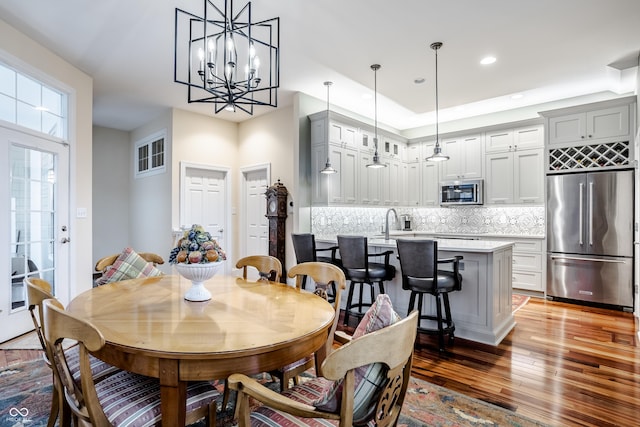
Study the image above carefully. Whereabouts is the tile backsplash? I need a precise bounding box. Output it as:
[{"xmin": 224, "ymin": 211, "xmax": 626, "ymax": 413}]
[{"xmin": 311, "ymin": 206, "xmax": 545, "ymax": 237}]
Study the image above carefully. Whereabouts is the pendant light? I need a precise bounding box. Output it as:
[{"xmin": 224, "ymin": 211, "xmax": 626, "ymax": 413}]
[
  {"xmin": 426, "ymin": 42, "xmax": 450, "ymax": 162},
  {"xmin": 320, "ymin": 81, "xmax": 338, "ymax": 174},
  {"xmin": 366, "ymin": 64, "xmax": 387, "ymax": 169}
]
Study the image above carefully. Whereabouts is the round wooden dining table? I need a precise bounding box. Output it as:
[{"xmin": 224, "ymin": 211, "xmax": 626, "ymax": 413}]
[{"xmin": 66, "ymin": 273, "xmax": 336, "ymax": 426}]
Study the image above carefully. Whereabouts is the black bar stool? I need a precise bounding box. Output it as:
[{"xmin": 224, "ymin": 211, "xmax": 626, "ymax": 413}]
[
  {"xmin": 396, "ymin": 238, "xmax": 462, "ymax": 352},
  {"xmin": 291, "ymin": 233, "xmax": 342, "ymax": 301},
  {"xmin": 337, "ymin": 235, "xmax": 396, "ymax": 327}
]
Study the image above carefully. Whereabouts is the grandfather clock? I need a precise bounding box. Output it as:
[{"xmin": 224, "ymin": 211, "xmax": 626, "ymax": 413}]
[{"xmin": 265, "ymin": 180, "xmax": 288, "ymax": 282}]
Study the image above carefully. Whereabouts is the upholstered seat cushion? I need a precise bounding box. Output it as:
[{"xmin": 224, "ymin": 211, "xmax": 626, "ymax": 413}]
[
  {"xmin": 250, "ymin": 377, "xmax": 339, "ymax": 426},
  {"xmin": 63, "ymin": 344, "xmax": 120, "ymax": 384},
  {"xmin": 344, "ymin": 263, "xmax": 395, "ymax": 281},
  {"xmin": 95, "ymin": 247, "xmax": 163, "ymax": 285},
  {"xmin": 405, "ymin": 270, "xmax": 459, "ymax": 294},
  {"xmin": 94, "ymin": 371, "xmax": 219, "ymax": 426}
]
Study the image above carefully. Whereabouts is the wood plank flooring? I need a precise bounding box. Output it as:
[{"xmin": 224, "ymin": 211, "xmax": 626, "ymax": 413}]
[
  {"xmin": 397, "ymin": 297, "xmax": 639, "ymax": 427},
  {"xmin": 2, "ymin": 297, "xmax": 639, "ymax": 426}
]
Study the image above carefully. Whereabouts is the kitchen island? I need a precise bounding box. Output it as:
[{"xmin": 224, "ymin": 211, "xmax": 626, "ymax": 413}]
[{"xmin": 317, "ymin": 235, "xmax": 515, "ymax": 346}]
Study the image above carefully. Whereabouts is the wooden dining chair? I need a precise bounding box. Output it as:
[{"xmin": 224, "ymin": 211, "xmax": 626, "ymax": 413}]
[
  {"xmin": 235, "ymin": 255, "xmax": 282, "ymax": 282},
  {"xmin": 26, "ymin": 277, "xmax": 119, "ymax": 427},
  {"xmin": 42, "ymin": 298, "xmax": 219, "ymax": 427},
  {"xmin": 228, "ymin": 309, "xmax": 419, "ymax": 427},
  {"xmin": 269, "ymin": 261, "xmax": 347, "ymax": 391}
]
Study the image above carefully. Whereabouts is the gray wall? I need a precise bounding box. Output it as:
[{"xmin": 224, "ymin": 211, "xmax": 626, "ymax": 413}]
[{"xmin": 92, "ymin": 126, "xmax": 131, "ymax": 264}]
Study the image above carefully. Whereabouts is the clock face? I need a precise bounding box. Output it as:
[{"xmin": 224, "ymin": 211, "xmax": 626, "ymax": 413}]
[{"xmin": 269, "ymin": 200, "xmax": 277, "ymax": 213}]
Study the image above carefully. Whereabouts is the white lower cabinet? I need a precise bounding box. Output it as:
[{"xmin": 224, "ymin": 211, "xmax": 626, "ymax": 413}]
[{"xmin": 487, "ymin": 238, "xmax": 544, "ymax": 292}]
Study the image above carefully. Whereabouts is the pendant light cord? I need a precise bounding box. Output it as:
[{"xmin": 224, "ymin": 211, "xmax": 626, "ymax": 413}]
[
  {"xmin": 374, "ymin": 67, "xmax": 378, "ymax": 144},
  {"xmin": 434, "ymin": 45, "xmax": 439, "ymax": 145}
]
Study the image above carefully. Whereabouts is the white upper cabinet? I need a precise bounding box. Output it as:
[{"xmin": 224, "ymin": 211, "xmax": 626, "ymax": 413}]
[
  {"xmin": 547, "ymin": 104, "xmax": 631, "ymax": 145},
  {"xmin": 421, "ymin": 141, "xmax": 440, "ymax": 205},
  {"xmin": 311, "ymin": 143, "xmax": 358, "ymax": 205},
  {"xmin": 381, "ymin": 136, "xmax": 404, "ymax": 160},
  {"xmin": 486, "ymin": 125, "xmax": 543, "ymax": 153},
  {"xmin": 359, "ymin": 151, "xmax": 381, "ymax": 205},
  {"xmin": 329, "ymin": 120, "xmax": 358, "ymax": 148},
  {"xmin": 406, "ymin": 162, "xmax": 421, "ymax": 206},
  {"xmin": 440, "ymin": 134, "xmax": 483, "ymax": 180},
  {"xmin": 485, "ymin": 148, "xmax": 544, "ymax": 205},
  {"xmin": 513, "ymin": 149, "xmax": 544, "ymax": 203},
  {"xmin": 405, "ymin": 143, "xmax": 422, "ymax": 163}
]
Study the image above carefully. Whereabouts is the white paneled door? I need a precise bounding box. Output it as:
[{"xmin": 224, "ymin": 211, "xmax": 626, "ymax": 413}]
[
  {"xmin": 181, "ymin": 164, "xmax": 229, "ymax": 273},
  {"xmin": 0, "ymin": 126, "xmax": 69, "ymax": 342},
  {"xmin": 243, "ymin": 168, "xmax": 268, "ymax": 257}
]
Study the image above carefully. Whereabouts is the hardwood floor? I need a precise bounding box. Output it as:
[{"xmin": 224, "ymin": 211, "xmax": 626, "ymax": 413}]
[
  {"xmin": 2, "ymin": 297, "xmax": 639, "ymax": 426},
  {"xmin": 398, "ymin": 297, "xmax": 639, "ymax": 427}
]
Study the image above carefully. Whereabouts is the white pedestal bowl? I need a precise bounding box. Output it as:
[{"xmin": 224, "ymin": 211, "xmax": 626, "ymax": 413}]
[{"xmin": 176, "ymin": 261, "xmax": 224, "ymax": 302}]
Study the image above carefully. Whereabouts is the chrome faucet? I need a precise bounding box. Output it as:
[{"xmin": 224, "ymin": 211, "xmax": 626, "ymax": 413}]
[{"xmin": 384, "ymin": 208, "xmax": 398, "ymax": 240}]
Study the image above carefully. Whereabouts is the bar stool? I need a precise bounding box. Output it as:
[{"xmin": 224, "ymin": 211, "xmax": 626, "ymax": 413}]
[
  {"xmin": 291, "ymin": 233, "xmax": 342, "ymax": 301},
  {"xmin": 395, "ymin": 238, "xmax": 462, "ymax": 352},
  {"xmin": 337, "ymin": 235, "xmax": 396, "ymax": 327}
]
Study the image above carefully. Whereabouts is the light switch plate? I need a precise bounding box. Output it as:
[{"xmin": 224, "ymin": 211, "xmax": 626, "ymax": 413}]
[{"xmin": 76, "ymin": 207, "xmax": 88, "ymax": 218}]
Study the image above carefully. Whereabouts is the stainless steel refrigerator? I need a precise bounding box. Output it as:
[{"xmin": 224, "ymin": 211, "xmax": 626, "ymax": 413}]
[{"xmin": 547, "ymin": 170, "xmax": 634, "ymax": 309}]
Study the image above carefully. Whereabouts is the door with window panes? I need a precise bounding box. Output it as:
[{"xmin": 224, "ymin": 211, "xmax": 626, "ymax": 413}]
[
  {"xmin": 0, "ymin": 127, "xmax": 69, "ymax": 342},
  {"xmin": 0, "ymin": 63, "xmax": 70, "ymax": 343}
]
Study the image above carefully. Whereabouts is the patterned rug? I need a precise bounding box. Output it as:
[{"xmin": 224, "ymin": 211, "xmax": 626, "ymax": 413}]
[
  {"xmin": 512, "ymin": 294, "xmax": 530, "ymax": 313},
  {"xmin": 0, "ymin": 358, "xmax": 549, "ymax": 427}
]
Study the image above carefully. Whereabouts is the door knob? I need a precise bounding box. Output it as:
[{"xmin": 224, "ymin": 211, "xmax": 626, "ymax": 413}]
[{"xmin": 61, "ymin": 237, "xmax": 71, "ymax": 244}]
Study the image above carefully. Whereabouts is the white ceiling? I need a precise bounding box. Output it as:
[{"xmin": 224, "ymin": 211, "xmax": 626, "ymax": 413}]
[{"xmin": 1, "ymin": 0, "xmax": 639, "ymax": 132}]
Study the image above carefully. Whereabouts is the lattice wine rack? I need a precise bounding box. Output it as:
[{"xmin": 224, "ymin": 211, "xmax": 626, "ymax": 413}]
[{"xmin": 548, "ymin": 141, "xmax": 630, "ymax": 172}]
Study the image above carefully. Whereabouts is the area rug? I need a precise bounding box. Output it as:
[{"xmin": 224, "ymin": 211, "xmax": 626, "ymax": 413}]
[
  {"xmin": 0, "ymin": 358, "xmax": 548, "ymax": 427},
  {"xmin": 512, "ymin": 294, "xmax": 530, "ymax": 313}
]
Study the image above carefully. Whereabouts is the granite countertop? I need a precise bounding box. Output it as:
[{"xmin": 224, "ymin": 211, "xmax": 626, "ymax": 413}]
[
  {"xmin": 378, "ymin": 230, "xmax": 545, "ymax": 240},
  {"xmin": 316, "ymin": 235, "xmax": 515, "ymax": 253}
]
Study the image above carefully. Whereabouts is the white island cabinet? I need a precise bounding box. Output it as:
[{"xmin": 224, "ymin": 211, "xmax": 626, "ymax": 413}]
[{"xmin": 316, "ymin": 236, "xmax": 515, "ymax": 346}]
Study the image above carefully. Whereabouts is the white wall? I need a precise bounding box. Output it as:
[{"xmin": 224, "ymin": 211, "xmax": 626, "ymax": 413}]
[
  {"xmin": 92, "ymin": 126, "xmax": 130, "ymax": 262},
  {"xmin": 171, "ymin": 107, "xmax": 238, "ymax": 265},
  {"xmin": 0, "ymin": 18, "xmax": 94, "ymax": 297},
  {"xmin": 238, "ymin": 106, "xmax": 297, "ymax": 272}
]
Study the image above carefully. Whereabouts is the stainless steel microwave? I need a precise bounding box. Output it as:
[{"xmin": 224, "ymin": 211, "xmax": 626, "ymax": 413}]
[{"xmin": 440, "ymin": 179, "xmax": 484, "ymax": 206}]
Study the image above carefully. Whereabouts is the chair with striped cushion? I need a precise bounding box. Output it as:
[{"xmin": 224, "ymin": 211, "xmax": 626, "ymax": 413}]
[
  {"xmin": 26, "ymin": 277, "xmax": 120, "ymax": 427},
  {"xmin": 42, "ymin": 298, "xmax": 219, "ymax": 427},
  {"xmin": 228, "ymin": 297, "xmax": 418, "ymax": 427},
  {"xmin": 236, "ymin": 255, "xmax": 282, "ymax": 282}
]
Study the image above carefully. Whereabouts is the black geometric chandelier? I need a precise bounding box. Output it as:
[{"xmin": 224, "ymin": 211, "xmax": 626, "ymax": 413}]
[{"xmin": 174, "ymin": 0, "xmax": 280, "ymax": 115}]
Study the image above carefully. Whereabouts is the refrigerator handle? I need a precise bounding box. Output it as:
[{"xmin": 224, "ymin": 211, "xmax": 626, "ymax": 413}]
[
  {"xmin": 588, "ymin": 181, "xmax": 594, "ymax": 246},
  {"xmin": 579, "ymin": 182, "xmax": 584, "ymax": 246}
]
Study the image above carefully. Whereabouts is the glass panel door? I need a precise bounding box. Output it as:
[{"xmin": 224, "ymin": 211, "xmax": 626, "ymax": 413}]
[{"xmin": 0, "ymin": 126, "xmax": 69, "ymax": 342}]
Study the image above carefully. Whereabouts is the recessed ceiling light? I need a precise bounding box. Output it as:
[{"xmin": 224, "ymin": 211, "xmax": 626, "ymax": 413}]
[
  {"xmin": 480, "ymin": 56, "xmax": 496, "ymax": 65},
  {"xmin": 511, "ymin": 93, "xmax": 524, "ymax": 100},
  {"xmin": 414, "ymin": 78, "xmax": 425, "ymax": 84}
]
